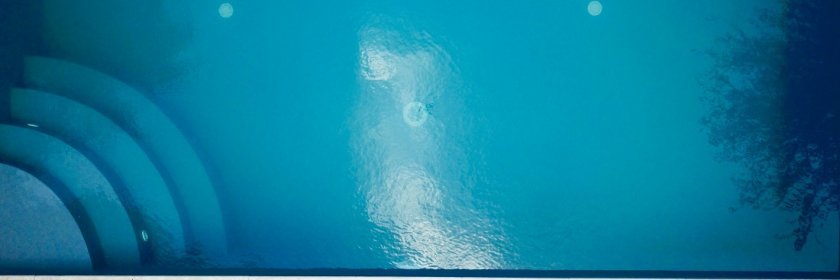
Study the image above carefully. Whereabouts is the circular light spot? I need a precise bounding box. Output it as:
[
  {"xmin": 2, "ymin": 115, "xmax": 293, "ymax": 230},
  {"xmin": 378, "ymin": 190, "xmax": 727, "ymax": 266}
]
[
  {"xmin": 403, "ymin": 102, "xmax": 429, "ymax": 127},
  {"xmin": 218, "ymin": 2, "xmax": 234, "ymax": 18},
  {"xmin": 588, "ymin": 1, "xmax": 602, "ymax": 16}
]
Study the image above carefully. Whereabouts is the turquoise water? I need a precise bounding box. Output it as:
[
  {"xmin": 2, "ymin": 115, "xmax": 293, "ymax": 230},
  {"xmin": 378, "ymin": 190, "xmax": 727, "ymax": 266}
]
[{"xmin": 1, "ymin": 0, "xmax": 838, "ymax": 274}]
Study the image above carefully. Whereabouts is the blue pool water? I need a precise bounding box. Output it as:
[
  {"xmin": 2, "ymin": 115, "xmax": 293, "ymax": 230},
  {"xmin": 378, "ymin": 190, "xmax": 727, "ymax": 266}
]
[{"xmin": 1, "ymin": 0, "xmax": 838, "ymax": 274}]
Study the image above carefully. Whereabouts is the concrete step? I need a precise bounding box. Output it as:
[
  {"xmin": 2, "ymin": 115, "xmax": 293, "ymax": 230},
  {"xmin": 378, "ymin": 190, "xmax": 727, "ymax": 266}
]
[
  {"xmin": 22, "ymin": 56, "xmax": 227, "ymax": 257},
  {"xmin": 0, "ymin": 124, "xmax": 140, "ymax": 268},
  {"xmin": 9, "ymin": 88, "xmax": 186, "ymax": 263},
  {"xmin": 0, "ymin": 163, "xmax": 92, "ymax": 273}
]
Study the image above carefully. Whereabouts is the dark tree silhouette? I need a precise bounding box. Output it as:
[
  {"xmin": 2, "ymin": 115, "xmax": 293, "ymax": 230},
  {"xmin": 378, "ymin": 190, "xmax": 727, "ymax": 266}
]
[{"xmin": 702, "ymin": 0, "xmax": 840, "ymax": 251}]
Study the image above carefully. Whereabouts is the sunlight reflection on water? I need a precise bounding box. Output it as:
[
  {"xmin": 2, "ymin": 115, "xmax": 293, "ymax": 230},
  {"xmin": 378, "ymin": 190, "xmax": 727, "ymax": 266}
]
[{"xmin": 352, "ymin": 18, "xmax": 509, "ymax": 269}]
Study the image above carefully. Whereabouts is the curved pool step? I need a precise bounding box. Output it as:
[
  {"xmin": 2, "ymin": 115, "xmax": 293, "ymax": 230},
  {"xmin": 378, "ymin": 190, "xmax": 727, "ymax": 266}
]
[
  {"xmin": 9, "ymin": 88, "xmax": 187, "ymax": 262},
  {"xmin": 23, "ymin": 56, "xmax": 227, "ymax": 257},
  {"xmin": 0, "ymin": 163, "xmax": 93, "ymax": 273},
  {"xmin": 0, "ymin": 124, "xmax": 140, "ymax": 268}
]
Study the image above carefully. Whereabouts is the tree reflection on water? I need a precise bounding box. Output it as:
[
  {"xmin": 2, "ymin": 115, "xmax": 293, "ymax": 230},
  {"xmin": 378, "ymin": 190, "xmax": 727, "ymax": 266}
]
[{"xmin": 702, "ymin": 0, "xmax": 839, "ymax": 251}]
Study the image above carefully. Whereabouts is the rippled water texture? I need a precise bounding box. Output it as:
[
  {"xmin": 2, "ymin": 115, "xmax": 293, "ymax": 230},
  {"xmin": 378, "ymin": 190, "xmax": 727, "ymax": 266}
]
[
  {"xmin": 354, "ymin": 20, "xmax": 509, "ymax": 268},
  {"xmin": 0, "ymin": 0, "xmax": 838, "ymax": 274}
]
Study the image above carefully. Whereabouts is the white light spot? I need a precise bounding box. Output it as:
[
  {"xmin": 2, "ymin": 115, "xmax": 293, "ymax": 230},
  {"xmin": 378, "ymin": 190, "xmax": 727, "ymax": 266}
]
[
  {"xmin": 403, "ymin": 102, "xmax": 429, "ymax": 127},
  {"xmin": 25, "ymin": 123, "xmax": 39, "ymax": 128},
  {"xmin": 588, "ymin": 1, "xmax": 603, "ymax": 16},
  {"xmin": 218, "ymin": 2, "xmax": 234, "ymax": 18},
  {"xmin": 140, "ymin": 230, "xmax": 149, "ymax": 242}
]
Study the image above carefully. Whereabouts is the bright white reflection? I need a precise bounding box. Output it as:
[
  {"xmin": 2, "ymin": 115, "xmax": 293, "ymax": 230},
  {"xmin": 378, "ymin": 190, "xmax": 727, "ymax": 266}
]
[
  {"xmin": 588, "ymin": 1, "xmax": 603, "ymax": 16},
  {"xmin": 353, "ymin": 19, "xmax": 508, "ymax": 269},
  {"xmin": 218, "ymin": 2, "xmax": 234, "ymax": 18},
  {"xmin": 361, "ymin": 48, "xmax": 396, "ymax": 81}
]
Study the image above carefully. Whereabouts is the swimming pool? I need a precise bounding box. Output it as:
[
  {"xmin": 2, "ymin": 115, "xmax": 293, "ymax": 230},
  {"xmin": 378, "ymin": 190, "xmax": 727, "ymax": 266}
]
[{"xmin": 0, "ymin": 0, "xmax": 838, "ymax": 276}]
